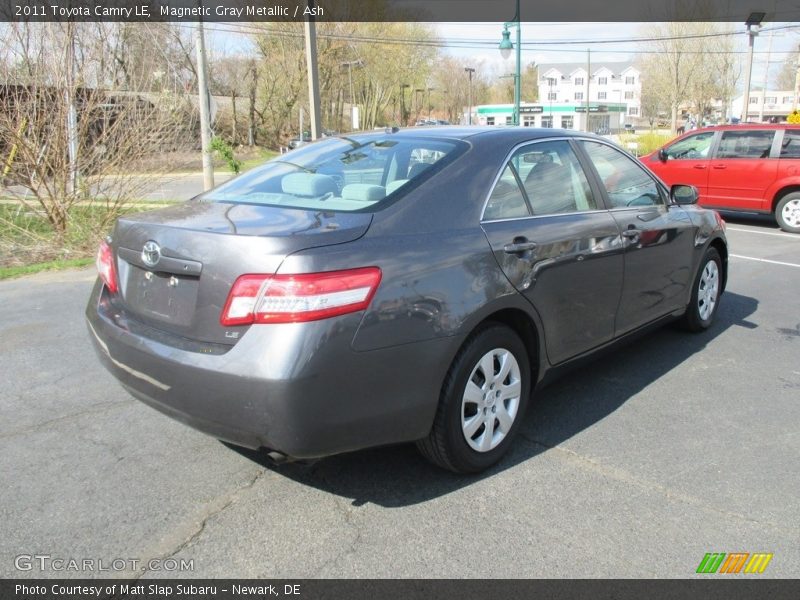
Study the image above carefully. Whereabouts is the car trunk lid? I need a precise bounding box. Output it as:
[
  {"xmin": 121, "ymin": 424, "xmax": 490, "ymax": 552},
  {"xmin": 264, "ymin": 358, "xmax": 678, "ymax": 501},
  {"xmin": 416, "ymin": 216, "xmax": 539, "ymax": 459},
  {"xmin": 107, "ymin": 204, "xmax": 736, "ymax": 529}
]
[{"xmin": 110, "ymin": 201, "xmax": 372, "ymax": 345}]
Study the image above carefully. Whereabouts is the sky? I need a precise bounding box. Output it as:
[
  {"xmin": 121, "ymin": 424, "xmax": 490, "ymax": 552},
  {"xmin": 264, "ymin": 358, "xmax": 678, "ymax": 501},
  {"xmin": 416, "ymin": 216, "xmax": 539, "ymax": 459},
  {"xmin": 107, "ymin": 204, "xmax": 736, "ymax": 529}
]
[
  {"xmin": 205, "ymin": 21, "xmax": 800, "ymax": 91},
  {"xmin": 433, "ymin": 22, "xmax": 799, "ymax": 89}
]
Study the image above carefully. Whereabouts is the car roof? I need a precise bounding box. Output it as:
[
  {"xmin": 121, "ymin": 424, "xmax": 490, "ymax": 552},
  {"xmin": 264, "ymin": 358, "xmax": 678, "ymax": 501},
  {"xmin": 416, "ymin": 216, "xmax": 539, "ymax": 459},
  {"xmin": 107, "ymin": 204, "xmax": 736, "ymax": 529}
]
[
  {"xmin": 336, "ymin": 126, "xmax": 595, "ymax": 145},
  {"xmin": 691, "ymin": 123, "xmax": 798, "ymax": 133}
]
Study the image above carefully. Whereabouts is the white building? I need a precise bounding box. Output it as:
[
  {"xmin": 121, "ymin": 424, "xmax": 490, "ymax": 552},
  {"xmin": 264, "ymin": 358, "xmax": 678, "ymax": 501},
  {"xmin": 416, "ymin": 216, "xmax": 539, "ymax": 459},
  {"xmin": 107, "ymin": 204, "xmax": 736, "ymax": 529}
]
[
  {"xmin": 538, "ymin": 62, "xmax": 642, "ymax": 124},
  {"xmin": 731, "ymin": 89, "xmax": 799, "ymax": 122}
]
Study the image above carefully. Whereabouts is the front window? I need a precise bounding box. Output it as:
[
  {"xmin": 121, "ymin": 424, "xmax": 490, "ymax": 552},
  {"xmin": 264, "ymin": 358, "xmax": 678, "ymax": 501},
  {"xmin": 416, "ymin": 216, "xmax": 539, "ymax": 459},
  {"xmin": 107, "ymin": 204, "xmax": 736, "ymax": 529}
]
[
  {"xmin": 581, "ymin": 141, "xmax": 663, "ymax": 208},
  {"xmin": 202, "ymin": 136, "xmax": 460, "ymax": 212},
  {"xmin": 663, "ymin": 131, "xmax": 714, "ymax": 160},
  {"xmin": 716, "ymin": 130, "xmax": 775, "ymax": 159}
]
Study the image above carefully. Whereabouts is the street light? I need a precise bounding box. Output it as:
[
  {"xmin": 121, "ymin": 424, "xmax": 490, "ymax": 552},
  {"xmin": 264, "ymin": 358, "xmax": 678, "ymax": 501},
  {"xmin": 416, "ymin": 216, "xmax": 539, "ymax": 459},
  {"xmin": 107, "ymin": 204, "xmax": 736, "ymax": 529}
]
[
  {"xmin": 464, "ymin": 67, "xmax": 475, "ymax": 125},
  {"xmin": 498, "ymin": 0, "xmax": 521, "ymax": 126},
  {"xmin": 741, "ymin": 12, "xmax": 764, "ymax": 123}
]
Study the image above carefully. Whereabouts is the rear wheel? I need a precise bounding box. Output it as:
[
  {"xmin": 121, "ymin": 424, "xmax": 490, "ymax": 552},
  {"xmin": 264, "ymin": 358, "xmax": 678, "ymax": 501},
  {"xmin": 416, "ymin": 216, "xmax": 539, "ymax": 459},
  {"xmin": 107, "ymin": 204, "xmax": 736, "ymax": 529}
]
[
  {"xmin": 680, "ymin": 247, "xmax": 722, "ymax": 332},
  {"xmin": 775, "ymin": 192, "xmax": 800, "ymax": 234},
  {"xmin": 417, "ymin": 323, "xmax": 531, "ymax": 473}
]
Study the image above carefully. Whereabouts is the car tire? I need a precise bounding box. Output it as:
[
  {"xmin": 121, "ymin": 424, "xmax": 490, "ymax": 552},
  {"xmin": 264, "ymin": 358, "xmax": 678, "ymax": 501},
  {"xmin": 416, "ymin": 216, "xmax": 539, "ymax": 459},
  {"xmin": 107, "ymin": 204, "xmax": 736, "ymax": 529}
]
[
  {"xmin": 417, "ymin": 322, "xmax": 531, "ymax": 473},
  {"xmin": 775, "ymin": 192, "xmax": 800, "ymax": 234},
  {"xmin": 680, "ymin": 247, "xmax": 722, "ymax": 332}
]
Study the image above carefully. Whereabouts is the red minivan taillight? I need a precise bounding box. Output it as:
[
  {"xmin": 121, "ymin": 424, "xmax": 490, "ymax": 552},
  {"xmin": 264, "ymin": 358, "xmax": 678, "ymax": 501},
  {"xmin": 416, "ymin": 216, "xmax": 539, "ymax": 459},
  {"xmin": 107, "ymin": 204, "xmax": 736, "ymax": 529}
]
[
  {"xmin": 96, "ymin": 240, "xmax": 118, "ymax": 294},
  {"xmin": 220, "ymin": 267, "xmax": 382, "ymax": 326}
]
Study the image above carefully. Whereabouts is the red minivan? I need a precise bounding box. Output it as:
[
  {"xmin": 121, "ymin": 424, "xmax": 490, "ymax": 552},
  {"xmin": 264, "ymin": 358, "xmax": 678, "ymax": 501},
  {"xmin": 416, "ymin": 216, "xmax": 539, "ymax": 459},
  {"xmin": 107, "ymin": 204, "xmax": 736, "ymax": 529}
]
[{"xmin": 642, "ymin": 124, "xmax": 800, "ymax": 233}]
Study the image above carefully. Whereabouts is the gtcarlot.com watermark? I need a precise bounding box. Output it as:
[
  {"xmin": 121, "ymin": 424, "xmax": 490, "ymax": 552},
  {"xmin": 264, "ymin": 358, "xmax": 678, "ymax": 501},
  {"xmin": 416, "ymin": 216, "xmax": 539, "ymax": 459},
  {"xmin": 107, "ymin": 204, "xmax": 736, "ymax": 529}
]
[{"xmin": 14, "ymin": 554, "xmax": 194, "ymax": 573}]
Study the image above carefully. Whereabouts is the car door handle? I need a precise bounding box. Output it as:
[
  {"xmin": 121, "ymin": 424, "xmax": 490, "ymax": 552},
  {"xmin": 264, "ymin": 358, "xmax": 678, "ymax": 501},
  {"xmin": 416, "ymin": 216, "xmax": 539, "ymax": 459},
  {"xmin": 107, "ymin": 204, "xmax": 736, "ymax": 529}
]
[
  {"xmin": 503, "ymin": 239, "xmax": 537, "ymax": 254},
  {"xmin": 693, "ymin": 164, "xmax": 707, "ymax": 169},
  {"xmin": 621, "ymin": 229, "xmax": 640, "ymax": 239},
  {"xmin": 712, "ymin": 164, "xmax": 727, "ymax": 169}
]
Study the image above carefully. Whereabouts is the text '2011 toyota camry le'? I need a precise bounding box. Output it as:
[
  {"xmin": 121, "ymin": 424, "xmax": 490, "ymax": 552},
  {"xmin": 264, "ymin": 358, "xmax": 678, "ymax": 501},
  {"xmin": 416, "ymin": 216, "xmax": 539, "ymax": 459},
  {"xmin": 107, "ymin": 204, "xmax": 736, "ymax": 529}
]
[{"xmin": 86, "ymin": 127, "xmax": 728, "ymax": 473}]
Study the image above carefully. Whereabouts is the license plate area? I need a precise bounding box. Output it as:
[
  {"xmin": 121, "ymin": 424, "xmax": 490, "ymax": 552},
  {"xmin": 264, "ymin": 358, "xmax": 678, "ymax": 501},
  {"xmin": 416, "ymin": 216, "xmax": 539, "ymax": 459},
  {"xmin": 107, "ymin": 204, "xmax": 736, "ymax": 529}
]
[{"xmin": 124, "ymin": 265, "xmax": 199, "ymax": 326}]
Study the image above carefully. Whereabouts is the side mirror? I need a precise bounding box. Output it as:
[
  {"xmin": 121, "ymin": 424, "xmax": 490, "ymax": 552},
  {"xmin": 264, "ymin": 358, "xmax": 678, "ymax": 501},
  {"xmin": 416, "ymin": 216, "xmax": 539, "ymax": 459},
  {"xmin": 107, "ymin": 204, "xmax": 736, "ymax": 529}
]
[
  {"xmin": 671, "ymin": 184, "xmax": 699, "ymax": 205},
  {"xmin": 658, "ymin": 148, "xmax": 668, "ymax": 162}
]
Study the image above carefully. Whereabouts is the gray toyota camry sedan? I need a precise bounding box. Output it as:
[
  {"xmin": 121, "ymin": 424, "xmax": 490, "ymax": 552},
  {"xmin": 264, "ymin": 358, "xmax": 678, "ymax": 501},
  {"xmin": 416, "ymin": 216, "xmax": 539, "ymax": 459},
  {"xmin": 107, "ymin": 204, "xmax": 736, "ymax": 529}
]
[{"xmin": 86, "ymin": 127, "xmax": 728, "ymax": 473}]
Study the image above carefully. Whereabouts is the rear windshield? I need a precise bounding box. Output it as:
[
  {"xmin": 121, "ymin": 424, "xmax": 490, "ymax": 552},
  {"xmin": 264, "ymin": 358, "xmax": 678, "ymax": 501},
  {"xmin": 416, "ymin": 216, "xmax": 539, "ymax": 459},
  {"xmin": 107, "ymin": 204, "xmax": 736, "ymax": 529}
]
[{"xmin": 201, "ymin": 136, "xmax": 461, "ymax": 212}]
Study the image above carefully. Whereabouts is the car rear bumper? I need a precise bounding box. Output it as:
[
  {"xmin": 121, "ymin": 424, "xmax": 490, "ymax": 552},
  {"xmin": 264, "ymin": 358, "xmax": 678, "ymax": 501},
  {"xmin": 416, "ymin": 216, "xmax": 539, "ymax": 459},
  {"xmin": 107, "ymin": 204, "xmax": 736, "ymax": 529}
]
[{"xmin": 86, "ymin": 281, "xmax": 459, "ymax": 459}]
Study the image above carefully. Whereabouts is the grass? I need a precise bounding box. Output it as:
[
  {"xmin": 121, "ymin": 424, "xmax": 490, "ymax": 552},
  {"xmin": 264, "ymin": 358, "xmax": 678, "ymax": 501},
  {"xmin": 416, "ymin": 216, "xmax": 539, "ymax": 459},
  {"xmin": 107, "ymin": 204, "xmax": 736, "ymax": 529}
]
[
  {"xmin": 0, "ymin": 202, "xmax": 155, "ymax": 276},
  {"xmin": 618, "ymin": 131, "xmax": 674, "ymax": 156},
  {"xmin": 238, "ymin": 148, "xmax": 279, "ymax": 172},
  {"xmin": 0, "ymin": 257, "xmax": 94, "ymax": 280}
]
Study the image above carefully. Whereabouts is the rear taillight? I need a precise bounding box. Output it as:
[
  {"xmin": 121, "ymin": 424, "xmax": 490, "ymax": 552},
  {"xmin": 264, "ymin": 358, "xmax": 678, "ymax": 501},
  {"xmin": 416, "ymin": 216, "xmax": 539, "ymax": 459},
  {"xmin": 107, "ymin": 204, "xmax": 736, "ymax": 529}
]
[
  {"xmin": 96, "ymin": 240, "xmax": 118, "ymax": 294},
  {"xmin": 220, "ymin": 267, "xmax": 382, "ymax": 326}
]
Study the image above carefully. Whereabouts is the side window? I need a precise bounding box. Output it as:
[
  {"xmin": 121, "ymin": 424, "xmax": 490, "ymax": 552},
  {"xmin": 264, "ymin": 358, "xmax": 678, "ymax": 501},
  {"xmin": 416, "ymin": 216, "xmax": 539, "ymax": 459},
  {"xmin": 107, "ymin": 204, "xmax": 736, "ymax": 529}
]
[
  {"xmin": 780, "ymin": 130, "xmax": 800, "ymax": 158},
  {"xmin": 516, "ymin": 140, "xmax": 596, "ymax": 215},
  {"xmin": 664, "ymin": 131, "xmax": 715, "ymax": 160},
  {"xmin": 716, "ymin": 130, "xmax": 775, "ymax": 159},
  {"xmin": 483, "ymin": 163, "xmax": 530, "ymax": 221},
  {"xmin": 581, "ymin": 141, "xmax": 663, "ymax": 209}
]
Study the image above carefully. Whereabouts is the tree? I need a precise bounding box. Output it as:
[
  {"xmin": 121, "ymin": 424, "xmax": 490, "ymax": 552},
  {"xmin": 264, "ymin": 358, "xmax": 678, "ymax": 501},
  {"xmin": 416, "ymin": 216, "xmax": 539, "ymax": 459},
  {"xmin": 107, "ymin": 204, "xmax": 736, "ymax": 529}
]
[
  {"xmin": 430, "ymin": 57, "xmax": 490, "ymax": 123},
  {"xmin": 638, "ymin": 23, "xmax": 733, "ymax": 133},
  {"xmin": 775, "ymin": 57, "xmax": 798, "ymax": 91}
]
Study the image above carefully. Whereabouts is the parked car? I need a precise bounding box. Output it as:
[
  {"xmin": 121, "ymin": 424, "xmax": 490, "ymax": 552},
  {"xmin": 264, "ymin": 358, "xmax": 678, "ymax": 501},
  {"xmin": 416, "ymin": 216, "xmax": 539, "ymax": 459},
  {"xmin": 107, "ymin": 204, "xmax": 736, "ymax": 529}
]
[
  {"xmin": 641, "ymin": 123, "xmax": 800, "ymax": 233},
  {"xmin": 87, "ymin": 127, "xmax": 728, "ymax": 473}
]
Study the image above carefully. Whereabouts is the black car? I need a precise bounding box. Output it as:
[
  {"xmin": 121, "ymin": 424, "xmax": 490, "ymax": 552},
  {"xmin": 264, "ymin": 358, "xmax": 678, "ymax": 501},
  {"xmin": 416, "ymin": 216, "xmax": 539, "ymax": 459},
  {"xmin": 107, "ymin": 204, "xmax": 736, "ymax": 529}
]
[{"xmin": 87, "ymin": 127, "xmax": 727, "ymax": 473}]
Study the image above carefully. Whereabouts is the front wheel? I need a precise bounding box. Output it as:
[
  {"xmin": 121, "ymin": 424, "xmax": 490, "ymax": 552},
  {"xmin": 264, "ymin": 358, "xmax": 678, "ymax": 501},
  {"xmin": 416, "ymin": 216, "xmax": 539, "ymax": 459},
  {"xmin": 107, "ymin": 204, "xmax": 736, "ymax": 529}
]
[
  {"xmin": 775, "ymin": 192, "xmax": 800, "ymax": 234},
  {"xmin": 680, "ymin": 247, "xmax": 722, "ymax": 332},
  {"xmin": 417, "ymin": 323, "xmax": 531, "ymax": 473}
]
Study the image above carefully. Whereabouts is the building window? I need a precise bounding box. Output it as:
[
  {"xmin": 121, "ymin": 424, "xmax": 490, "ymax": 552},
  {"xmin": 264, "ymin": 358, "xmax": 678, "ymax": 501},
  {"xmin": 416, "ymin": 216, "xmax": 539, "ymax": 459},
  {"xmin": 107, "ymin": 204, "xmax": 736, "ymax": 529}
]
[
  {"xmin": 764, "ymin": 96, "xmax": 777, "ymax": 104},
  {"xmin": 486, "ymin": 117, "xmax": 495, "ymax": 126},
  {"xmin": 598, "ymin": 76, "xmax": 608, "ymax": 85},
  {"xmin": 598, "ymin": 92, "xmax": 607, "ymax": 100},
  {"xmin": 547, "ymin": 77, "xmax": 558, "ymax": 87},
  {"xmin": 628, "ymin": 107, "xmax": 639, "ymax": 116},
  {"xmin": 749, "ymin": 96, "xmax": 758, "ymax": 104},
  {"xmin": 625, "ymin": 76, "xmax": 635, "ymax": 85},
  {"xmin": 523, "ymin": 116, "xmax": 535, "ymax": 127},
  {"xmin": 561, "ymin": 116, "xmax": 574, "ymax": 129},
  {"xmin": 547, "ymin": 92, "xmax": 557, "ymax": 100},
  {"xmin": 783, "ymin": 96, "xmax": 795, "ymax": 104},
  {"xmin": 505, "ymin": 116, "xmax": 513, "ymax": 125},
  {"xmin": 541, "ymin": 116, "xmax": 553, "ymax": 128},
  {"xmin": 624, "ymin": 91, "xmax": 634, "ymax": 100},
  {"xmin": 574, "ymin": 77, "xmax": 584, "ymax": 86},
  {"xmin": 574, "ymin": 92, "xmax": 584, "ymax": 100}
]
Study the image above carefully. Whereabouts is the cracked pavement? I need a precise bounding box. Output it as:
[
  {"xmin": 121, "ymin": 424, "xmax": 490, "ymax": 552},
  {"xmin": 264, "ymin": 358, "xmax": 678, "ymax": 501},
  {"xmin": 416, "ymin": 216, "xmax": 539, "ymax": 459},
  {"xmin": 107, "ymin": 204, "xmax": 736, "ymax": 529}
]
[{"xmin": 1, "ymin": 216, "xmax": 799, "ymax": 578}]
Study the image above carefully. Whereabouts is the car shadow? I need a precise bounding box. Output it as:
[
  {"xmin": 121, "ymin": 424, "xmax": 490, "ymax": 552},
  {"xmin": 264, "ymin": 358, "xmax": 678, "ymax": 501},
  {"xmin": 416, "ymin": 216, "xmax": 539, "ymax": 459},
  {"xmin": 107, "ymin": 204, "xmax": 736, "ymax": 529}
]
[
  {"xmin": 228, "ymin": 291, "xmax": 758, "ymax": 507},
  {"xmin": 716, "ymin": 211, "xmax": 779, "ymax": 230}
]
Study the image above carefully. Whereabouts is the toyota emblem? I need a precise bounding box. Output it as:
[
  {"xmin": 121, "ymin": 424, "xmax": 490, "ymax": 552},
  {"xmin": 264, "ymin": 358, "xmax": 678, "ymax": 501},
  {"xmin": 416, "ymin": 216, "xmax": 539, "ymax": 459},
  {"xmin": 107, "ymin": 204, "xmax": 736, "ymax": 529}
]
[{"xmin": 141, "ymin": 241, "xmax": 161, "ymax": 268}]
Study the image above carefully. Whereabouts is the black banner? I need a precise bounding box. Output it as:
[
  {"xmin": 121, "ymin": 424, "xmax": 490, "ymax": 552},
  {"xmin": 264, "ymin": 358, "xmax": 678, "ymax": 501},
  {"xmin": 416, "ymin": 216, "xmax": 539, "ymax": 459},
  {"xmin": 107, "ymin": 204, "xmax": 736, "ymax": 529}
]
[
  {"xmin": 3, "ymin": 579, "xmax": 800, "ymax": 600},
  {"xmin": 1, "ymin": 0, "xmax": 800, "ymax": 22}
]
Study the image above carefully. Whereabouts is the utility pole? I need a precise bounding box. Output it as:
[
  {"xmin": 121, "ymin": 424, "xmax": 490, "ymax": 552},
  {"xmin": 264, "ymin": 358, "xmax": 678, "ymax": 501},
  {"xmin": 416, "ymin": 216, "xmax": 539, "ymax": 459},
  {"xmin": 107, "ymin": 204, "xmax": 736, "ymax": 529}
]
[
  {"xmin": 65, "ymin": 21, "xmax": 78, "ymax": 196},
  {"xmin": 584, "ymin": 49, "xmax": 591, "ymax": 132},
  {"xmin": 464, "ymin": 67, "xmax": 475, "ymax": 124},
  {"xmin": 740, "ymin": 16, "xmax": 762, "ymax": 123},
  {"xmin": 195, "ymin": 15, "xmax": 214, "ymax": 191},
  {"xmin": 758, "ymin": 30, "xmax": 774, "ymax": 122},
  {"xmin": 304, "ymin": 0, "xmax": 322, "ymax": 140},
  {"xmin": 794, "ymin": 44, "xmax": 800, "ymax": 111}
]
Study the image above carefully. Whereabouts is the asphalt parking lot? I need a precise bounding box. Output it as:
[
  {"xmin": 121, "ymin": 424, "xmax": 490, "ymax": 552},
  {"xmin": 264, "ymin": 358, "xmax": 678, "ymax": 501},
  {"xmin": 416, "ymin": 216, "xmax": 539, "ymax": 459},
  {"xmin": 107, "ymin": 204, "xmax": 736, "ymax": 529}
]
[{"xmin": 1, "ymin": 214, "xmax": 798, "ymax": 579}]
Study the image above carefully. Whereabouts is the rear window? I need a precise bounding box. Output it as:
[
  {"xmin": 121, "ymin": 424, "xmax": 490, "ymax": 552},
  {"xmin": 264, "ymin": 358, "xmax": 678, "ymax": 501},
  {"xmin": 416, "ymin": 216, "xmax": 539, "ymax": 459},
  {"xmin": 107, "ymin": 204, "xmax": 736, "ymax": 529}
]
[
  {"xmin": 716, "ymin": 130, "xmax": 775, "ymax": 159},
  {"xmin": 780, "ymin": 130, "xmax": 800, "ymax": 158},
  {"xmin": 201, "ymin": 136, "xmax": 461, "ymax": 212}
]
